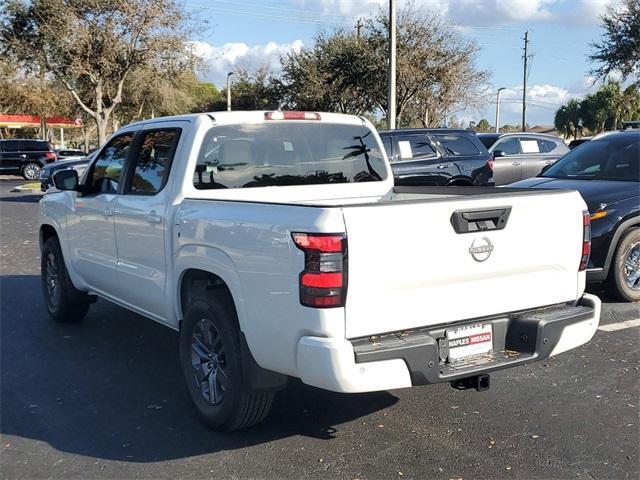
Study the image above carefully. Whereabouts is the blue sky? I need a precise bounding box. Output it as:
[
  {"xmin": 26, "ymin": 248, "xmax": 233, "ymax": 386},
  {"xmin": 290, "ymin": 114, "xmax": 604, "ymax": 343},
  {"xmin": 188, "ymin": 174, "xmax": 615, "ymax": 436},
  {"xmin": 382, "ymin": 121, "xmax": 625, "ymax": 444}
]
[{"xmin": 185, "ymin": 0, "xmax": 612, "ymax": 126}]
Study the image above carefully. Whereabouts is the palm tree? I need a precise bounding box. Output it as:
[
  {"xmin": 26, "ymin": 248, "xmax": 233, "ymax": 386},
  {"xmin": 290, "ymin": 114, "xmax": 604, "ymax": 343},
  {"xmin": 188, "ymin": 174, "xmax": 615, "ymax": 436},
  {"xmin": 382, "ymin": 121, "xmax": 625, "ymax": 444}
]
[{"xmin": 554, "ymin": 99, "xmax": 582, "ymax": 139}]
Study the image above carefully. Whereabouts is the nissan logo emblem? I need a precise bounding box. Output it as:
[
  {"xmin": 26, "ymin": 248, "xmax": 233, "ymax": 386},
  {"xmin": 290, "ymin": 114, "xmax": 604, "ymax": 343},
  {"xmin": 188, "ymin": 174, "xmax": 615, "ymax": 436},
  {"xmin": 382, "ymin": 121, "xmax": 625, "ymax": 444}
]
[{"xmin": 469, "ymin": 237, "xmax": 494, "ymax": 262}]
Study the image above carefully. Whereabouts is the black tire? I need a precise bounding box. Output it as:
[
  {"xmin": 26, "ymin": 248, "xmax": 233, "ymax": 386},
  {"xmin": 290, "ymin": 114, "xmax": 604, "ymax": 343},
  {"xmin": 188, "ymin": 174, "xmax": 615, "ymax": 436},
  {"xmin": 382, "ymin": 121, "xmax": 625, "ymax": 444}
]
[
  {"xmin": 22, "ymin": 162, "xmax": 41, "ymax": 181},
  {"xmin": 606, "ymin": 228, "xmax": 640, "ymax": 302},
  {"xmin": 179, "ymin": 293, "xmax": 274, "ymax": 431},
  {"xmin": 41, "ymin": 236, "xmax": 91, "ymax": 323}
]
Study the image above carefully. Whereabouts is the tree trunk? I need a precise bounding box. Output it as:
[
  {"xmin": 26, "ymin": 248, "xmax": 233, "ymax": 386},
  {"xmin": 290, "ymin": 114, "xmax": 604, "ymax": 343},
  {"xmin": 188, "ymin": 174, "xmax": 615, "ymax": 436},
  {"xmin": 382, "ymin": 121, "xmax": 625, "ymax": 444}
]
[{"xmin": 95, "ymin": 115, "xmax": 109, "ymax": 146}]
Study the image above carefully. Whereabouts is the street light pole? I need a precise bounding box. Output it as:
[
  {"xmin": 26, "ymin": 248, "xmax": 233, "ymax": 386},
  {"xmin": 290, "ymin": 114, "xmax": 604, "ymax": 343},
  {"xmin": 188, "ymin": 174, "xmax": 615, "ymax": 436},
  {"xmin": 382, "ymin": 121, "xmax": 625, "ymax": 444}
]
[
  {"xmin": 226, "ymin": 72, "xmax": 234, "ymax": 112},
  {"xmin": 495, "ymin": 87, "xmax": 506, "ymax": 133},
  {"xmin": 387, "ymin": 0, "xmax": 397, "ymax": 129}
]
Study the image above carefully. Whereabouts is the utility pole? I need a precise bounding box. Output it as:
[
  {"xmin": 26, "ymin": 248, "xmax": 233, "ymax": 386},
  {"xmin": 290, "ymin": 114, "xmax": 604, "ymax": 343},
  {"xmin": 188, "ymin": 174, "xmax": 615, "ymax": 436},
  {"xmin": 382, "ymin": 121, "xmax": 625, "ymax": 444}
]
[
  {"xmin": 522, "ymin": 30, "xmax": 529, "ymax": 132},
  {"xmin": 356, "ymin": 18, "xmax": 362, "ymax": 39},
  {"xmin": 226, "ymin": 72, "xmax": 234, "ymax": 112},
  {"xmin": 388, "ymin": 0, "xmax": 397, "ymax": 129},
  {"xmin": 495, "ymin": 87, "xmax": 506, "ymax": 133}
]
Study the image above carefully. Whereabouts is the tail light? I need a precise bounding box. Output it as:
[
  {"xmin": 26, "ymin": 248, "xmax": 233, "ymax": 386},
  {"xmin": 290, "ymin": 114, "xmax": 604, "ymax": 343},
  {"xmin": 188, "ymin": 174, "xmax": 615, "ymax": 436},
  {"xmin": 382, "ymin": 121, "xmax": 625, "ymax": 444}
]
[
  {"xmin": 265, "ymin": 111, "xmax": 321, "ymax": 121},
  {"xmin": 579, "ymin": 210, "xmax": 591, "ymax": 271},
  {"xmin": 487, "ymin": 156, "xmax": 494, "ymax": 171},
  {"xmin": 292, "ymin": 232, "xmax": 347, "ymax": 308},
  {"xmin": 45, "ymin": 152, "xmax": 56, "ymax": 162}
]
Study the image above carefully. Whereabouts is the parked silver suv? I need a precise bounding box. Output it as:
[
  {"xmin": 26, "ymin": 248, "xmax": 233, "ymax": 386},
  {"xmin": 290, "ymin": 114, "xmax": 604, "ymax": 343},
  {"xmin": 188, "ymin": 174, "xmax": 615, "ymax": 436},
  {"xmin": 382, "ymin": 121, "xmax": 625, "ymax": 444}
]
[{"xmin": 478, "ymin": 133, "xmax": 569, "ymax": 185}]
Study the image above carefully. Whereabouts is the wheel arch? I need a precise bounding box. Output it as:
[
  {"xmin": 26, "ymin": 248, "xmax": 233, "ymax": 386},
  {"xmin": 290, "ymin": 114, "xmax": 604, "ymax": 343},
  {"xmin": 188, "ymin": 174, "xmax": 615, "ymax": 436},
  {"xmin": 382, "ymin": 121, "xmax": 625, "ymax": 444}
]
[
  {"xmin": 174, "ymin": 245, "xmax": 247, "ymax": 333},
  {"xmin": 39, "ymin": 223, "xmax": 58, "ymax": 249},
  {"xmin": 447, "ymin": 176, "xmax": 473, "ymax": 186},
  {"xmin": 602, "ymin": 215, "xmax": 640, "ymax": 278}
]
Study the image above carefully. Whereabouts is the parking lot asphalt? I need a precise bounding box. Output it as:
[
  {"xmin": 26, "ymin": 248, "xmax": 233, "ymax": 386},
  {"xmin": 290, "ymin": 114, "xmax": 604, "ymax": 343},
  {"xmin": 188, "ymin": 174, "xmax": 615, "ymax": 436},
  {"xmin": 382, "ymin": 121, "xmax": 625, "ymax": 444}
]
[{"xmin": 1, "ymin": 177, "xmax": 638, "ymax": 480}]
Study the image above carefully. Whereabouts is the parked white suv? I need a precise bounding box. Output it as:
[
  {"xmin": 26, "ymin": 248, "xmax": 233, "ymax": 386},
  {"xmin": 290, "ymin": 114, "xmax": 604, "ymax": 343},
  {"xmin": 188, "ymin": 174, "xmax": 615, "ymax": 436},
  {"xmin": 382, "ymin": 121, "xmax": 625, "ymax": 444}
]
[{"xmin": 39, "ymin": 111, "xmax": 601, "ymax": 430}]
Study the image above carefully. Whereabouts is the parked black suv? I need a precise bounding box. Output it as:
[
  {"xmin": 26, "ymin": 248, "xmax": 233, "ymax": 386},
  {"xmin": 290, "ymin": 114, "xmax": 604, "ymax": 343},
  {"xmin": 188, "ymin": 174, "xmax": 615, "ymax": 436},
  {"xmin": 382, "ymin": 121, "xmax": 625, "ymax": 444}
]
[
  {"xmin": 510, "ymin": 130, "xmax": 640, "ymax": 302},
  {"xmin": 378, "ymin": 128, "xmax": 493, "ymax": 186},
  {"xmin": 0, "ymin": 139, "xmax": 57, "ymax": 180}
]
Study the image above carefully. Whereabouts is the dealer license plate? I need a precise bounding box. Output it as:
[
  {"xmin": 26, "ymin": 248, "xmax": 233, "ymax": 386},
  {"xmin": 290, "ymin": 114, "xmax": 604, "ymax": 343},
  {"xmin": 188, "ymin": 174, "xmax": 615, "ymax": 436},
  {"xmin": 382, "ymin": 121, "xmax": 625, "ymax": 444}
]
[{"xmin": 446, "ymin": 323, "xmax": 493, "ymax": 362}]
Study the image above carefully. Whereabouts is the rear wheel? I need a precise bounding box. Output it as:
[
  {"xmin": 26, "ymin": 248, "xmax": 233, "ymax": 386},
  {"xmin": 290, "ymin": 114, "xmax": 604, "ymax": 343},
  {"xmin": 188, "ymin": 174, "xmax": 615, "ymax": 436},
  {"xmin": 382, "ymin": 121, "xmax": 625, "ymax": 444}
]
[
  {"xmin": 41, "ymin": 236, "xmax": 91, "ymax": 322},
  {"xmin": 179, "ymin": 293, "xmax": 274, "ymax": 431},
  {"xmin": 22, "ymin": 162, "xmax": 41, "ymax": 181},
  {"xmin": 607, "ymin": 228, "xmax": 640, "ymax": 302}
]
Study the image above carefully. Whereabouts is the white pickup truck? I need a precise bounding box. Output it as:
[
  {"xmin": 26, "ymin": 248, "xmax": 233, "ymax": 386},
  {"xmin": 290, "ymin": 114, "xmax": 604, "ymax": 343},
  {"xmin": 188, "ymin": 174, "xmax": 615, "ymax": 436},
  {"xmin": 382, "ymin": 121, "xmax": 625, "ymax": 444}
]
[{"xmin": 40, "ymin": 111, "xmax": 601, "ymax": 431}]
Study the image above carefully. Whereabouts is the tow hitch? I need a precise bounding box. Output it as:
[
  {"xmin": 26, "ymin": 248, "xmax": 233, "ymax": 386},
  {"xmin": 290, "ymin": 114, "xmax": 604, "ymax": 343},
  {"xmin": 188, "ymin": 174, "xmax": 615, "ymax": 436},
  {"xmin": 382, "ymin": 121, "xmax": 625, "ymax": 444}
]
[{"xmin": 451, "ymin": 374, "xmax": 490, "ymax": 392}]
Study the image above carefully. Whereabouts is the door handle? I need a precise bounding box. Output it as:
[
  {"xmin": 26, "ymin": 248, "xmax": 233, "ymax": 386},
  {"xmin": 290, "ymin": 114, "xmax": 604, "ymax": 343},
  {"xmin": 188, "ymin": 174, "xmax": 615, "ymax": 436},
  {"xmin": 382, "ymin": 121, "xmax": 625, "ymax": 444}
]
[
  {"xmin": 512, "ymin": 162, "xmax": 521, "ymax": 166},
  {"xmin": 20, "ymin": 154, "xmax": 27, "ymax": 158},
  {"xmin": 144, "ymin": 212, "xmax": 162, "ymax": 224},
  {"xmin": 437, "ymin": 164, "xmax": 452, "ymax": 169},
  {"xmin": 545, "ymin": 160, "xmax": 553, "ymax": 165},
  {"xmin": 104, "ymin": 208, "xmax": 113, "ymax": 216}
]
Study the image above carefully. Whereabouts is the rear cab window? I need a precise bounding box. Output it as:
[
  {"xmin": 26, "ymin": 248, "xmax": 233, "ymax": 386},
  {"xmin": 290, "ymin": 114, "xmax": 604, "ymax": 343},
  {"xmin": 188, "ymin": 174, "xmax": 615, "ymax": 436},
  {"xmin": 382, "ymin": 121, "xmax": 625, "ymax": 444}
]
[{"xmin": 193, "ymin": 123, "xmax": 387, "ymax": 189}]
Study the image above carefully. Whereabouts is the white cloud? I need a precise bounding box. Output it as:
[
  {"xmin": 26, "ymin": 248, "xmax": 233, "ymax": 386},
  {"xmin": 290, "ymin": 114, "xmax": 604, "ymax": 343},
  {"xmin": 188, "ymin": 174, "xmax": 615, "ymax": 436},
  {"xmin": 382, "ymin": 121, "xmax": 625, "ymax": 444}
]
[
  {"xmin": 190, "ymin": 39, "xmax": 304, "ymax": 86},
  {"xmin": 288, "ymin": 0, "xmax": 608, "ymax": 26}
]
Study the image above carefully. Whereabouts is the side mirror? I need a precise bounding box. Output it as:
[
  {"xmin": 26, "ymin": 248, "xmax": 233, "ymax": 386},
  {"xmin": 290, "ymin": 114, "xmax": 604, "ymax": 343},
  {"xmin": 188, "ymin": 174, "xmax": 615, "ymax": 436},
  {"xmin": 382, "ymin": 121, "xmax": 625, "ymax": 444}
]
[
  {"xmin": 53, "ymin": 169, "xmax": 79, "ymax": 191},
  {"xmin": 493, "ymin": 150, "xmax": 506, "ymax": 158}
]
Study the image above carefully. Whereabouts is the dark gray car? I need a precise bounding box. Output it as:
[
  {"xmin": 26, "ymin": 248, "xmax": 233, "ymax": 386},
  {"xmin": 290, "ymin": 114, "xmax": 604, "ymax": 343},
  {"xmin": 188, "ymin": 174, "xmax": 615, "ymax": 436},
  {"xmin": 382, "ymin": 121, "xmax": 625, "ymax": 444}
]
[{"xmin": 478, "ymin": 133, "xmax": 569, "ymax": 185}]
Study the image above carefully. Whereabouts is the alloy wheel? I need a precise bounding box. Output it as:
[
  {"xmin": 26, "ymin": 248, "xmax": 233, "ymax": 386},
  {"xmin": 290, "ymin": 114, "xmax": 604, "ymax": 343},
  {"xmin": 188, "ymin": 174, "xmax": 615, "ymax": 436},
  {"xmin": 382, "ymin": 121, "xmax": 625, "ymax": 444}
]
[
  {"xmin": 23, "ymin": 164, "xmax": 41, "ymax": 180},
  {"xmin": 45, "ymin": 252, "xmax": 59, "ymax": 307},
  {"xmin": 623, "ymin": 241, "xmax": 640, "ymax": 290},
  {"xmin": 191, "ymin": 318, "xmax": 228, "ymax": 406}
]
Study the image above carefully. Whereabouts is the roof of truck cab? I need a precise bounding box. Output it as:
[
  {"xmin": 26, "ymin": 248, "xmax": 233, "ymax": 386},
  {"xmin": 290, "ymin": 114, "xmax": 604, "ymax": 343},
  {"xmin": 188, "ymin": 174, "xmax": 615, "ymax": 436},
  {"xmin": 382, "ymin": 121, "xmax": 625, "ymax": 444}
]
[{"xmin": 125, "ymin": 111, "xmax": 368, "ymax": 128}]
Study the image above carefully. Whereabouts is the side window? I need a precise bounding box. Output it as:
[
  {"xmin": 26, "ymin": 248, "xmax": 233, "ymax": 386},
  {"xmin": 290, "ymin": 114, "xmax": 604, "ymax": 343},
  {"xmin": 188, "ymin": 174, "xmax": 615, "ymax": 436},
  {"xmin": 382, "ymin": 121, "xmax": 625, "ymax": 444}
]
[
  {"xmin": 88, "ymin": 133, "xmax": 133, "ymax": 194},
  {"xmin": 380, "ymin": 136, "xmax": 392, "ymax": 159},
  {"xmin": 433, "ymin": 134, "xmax": 480, "ymax": 156},
  {"xmin": 21, "ymin": 140, "xmax": 49, "ymax": 152},
  {"xmin": 127, "ymin": 129, "xmax": 180, "ymax": 195},
  {"xmin": 537, "ymin": 139, "xmax": 557, "ymax": 153},
  {"xmin": 394, "ymin": 135, "xmax": 437, "ymax": 162},
  {"xmin": 519, "ymin": 138, "xmax": 541, "ymax": 154},
  {"xmin": 2, "ymin": 142, "xmax": 21, "ymax": 152},
  {"xmin": 495, "ymin": 137, "xmax": 520, "ymax": 155}
]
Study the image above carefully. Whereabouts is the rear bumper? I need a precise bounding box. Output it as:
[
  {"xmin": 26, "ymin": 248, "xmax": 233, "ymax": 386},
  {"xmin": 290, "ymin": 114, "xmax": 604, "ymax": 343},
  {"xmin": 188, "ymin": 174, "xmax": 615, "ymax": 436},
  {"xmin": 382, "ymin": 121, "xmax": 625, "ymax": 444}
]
[{"xmin": 295, "ymin": 293, "xmax": 601, "ymax": 393}]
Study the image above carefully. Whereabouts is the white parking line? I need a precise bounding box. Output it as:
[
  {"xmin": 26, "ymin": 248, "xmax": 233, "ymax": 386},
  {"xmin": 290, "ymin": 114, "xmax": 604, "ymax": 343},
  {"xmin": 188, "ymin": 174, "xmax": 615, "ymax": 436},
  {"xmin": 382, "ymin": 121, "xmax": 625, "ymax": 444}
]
[{"xmin": 598, "ymin": 318, "xmax": 640, "ymax": 332}]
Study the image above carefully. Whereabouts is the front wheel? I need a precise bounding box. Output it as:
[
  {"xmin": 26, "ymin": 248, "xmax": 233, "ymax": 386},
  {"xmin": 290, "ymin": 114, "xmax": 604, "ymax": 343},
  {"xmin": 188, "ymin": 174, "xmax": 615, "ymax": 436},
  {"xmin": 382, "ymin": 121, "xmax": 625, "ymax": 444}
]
[
  {"xmin": 22, "ymin": 162, "xmax": 42, "ymax": 181},
  {"xmin": 41, "ymin": 236, "xmax": 91, "ymax": 322},
  {"xmin": 179, "ymin": 293, "xmax": 274, "ymax": 431},
  {"xmin": 607, "ymin": 228, "xmax": 640, "ymax": 302}
]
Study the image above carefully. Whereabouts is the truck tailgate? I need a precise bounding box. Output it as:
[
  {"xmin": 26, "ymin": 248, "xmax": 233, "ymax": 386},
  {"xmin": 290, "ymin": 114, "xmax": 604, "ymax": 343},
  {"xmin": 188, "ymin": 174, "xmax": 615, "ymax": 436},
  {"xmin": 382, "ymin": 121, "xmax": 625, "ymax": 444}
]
[{"xmin": 341, "ymin": 190, "xmax": 585, "ymax": 339}]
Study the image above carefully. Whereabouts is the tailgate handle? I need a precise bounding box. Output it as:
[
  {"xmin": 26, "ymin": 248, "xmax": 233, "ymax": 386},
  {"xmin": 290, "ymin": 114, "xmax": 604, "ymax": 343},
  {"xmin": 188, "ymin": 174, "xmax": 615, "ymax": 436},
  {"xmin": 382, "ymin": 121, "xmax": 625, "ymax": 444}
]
[{"xmin": 450, "ymin": 207, "xmax": 511, "ymax": 234}]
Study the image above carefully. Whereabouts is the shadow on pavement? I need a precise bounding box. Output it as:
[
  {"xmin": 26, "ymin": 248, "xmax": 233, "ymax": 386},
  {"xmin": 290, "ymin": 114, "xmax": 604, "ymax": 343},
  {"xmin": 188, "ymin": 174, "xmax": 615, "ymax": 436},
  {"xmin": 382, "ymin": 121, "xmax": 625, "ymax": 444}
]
[
  {"xmin": 0, "ymin": 194, "xmax": 42, "ymax": 203},
  {"xmin": 0, "ymin": 274, "xmax": 397, "ymax": 463}
]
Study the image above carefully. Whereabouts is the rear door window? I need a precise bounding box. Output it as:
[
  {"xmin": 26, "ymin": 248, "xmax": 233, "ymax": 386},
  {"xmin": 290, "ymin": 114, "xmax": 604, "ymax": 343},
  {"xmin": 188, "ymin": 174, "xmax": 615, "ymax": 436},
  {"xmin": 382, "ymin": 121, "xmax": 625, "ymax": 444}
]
[
  {"xmin": 432, "ymin": 134, "xmax": 480, "ymax": 156},
  {"xmin": 193, "ymin": 123, "xmax": 387, "ymax": 189},
  {"xmin": 127, "ymin": 129, "xmax": 180, "ymax": 194},
  {"xmin": 519, "ymin": 138, "xmax": 541, "ymax": 153},
  {"xmin": 393, "ymin": 135, "xmax": 437, "ymax": 162}
]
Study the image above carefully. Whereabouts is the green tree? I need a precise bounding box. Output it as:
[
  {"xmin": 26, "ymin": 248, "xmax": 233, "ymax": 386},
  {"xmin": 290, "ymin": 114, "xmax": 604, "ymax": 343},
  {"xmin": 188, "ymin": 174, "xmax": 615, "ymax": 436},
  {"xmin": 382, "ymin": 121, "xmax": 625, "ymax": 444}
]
[
  {"xmin": 554, "ymin": 99, "xmax": 583, "ymax": 139},
  {"xmin": 589, "ymin": 0, "xmax": 640, "ymax": 85},
  {"xmin": 278, "ymin": 4, "xmax": 490, "ymax": 127},
  {"xmin": 476, "ymin": 119, "xmax": 491, "ymax": 132},
  {"xmin": 1, "ymin": 0, "xmax": 197, "ymax": 145},
  {"xmin": 579, "ymin": 80, "xmax": 640, "ymax": 133}
]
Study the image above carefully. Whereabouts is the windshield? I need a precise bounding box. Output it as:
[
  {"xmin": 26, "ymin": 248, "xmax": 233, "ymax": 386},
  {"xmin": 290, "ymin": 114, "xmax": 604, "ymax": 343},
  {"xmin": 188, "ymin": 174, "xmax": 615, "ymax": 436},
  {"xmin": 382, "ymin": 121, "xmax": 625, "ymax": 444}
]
[
  {"xmin": 193, "ymin": 123, "xmax": 387, "ymax": 189},
  {"xmin": 542, "ymin": 133, "xmax": 639, "ymax": 181}
]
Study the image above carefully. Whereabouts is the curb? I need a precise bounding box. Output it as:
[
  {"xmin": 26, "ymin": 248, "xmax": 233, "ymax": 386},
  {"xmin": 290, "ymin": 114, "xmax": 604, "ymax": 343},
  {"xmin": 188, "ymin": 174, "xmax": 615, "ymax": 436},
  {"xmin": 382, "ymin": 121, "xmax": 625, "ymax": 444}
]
[{"xmin": 11, "ymin": 185, "xmax": 43, "ymax": 194}]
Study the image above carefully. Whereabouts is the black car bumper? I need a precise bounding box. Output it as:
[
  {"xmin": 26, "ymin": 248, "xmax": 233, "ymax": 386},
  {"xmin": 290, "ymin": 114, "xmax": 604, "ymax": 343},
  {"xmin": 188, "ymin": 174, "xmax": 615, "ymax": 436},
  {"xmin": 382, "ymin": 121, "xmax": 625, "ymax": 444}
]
[{"xmin": 351, "ymin": 295, "xmax": 600, "ymax": 386}]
